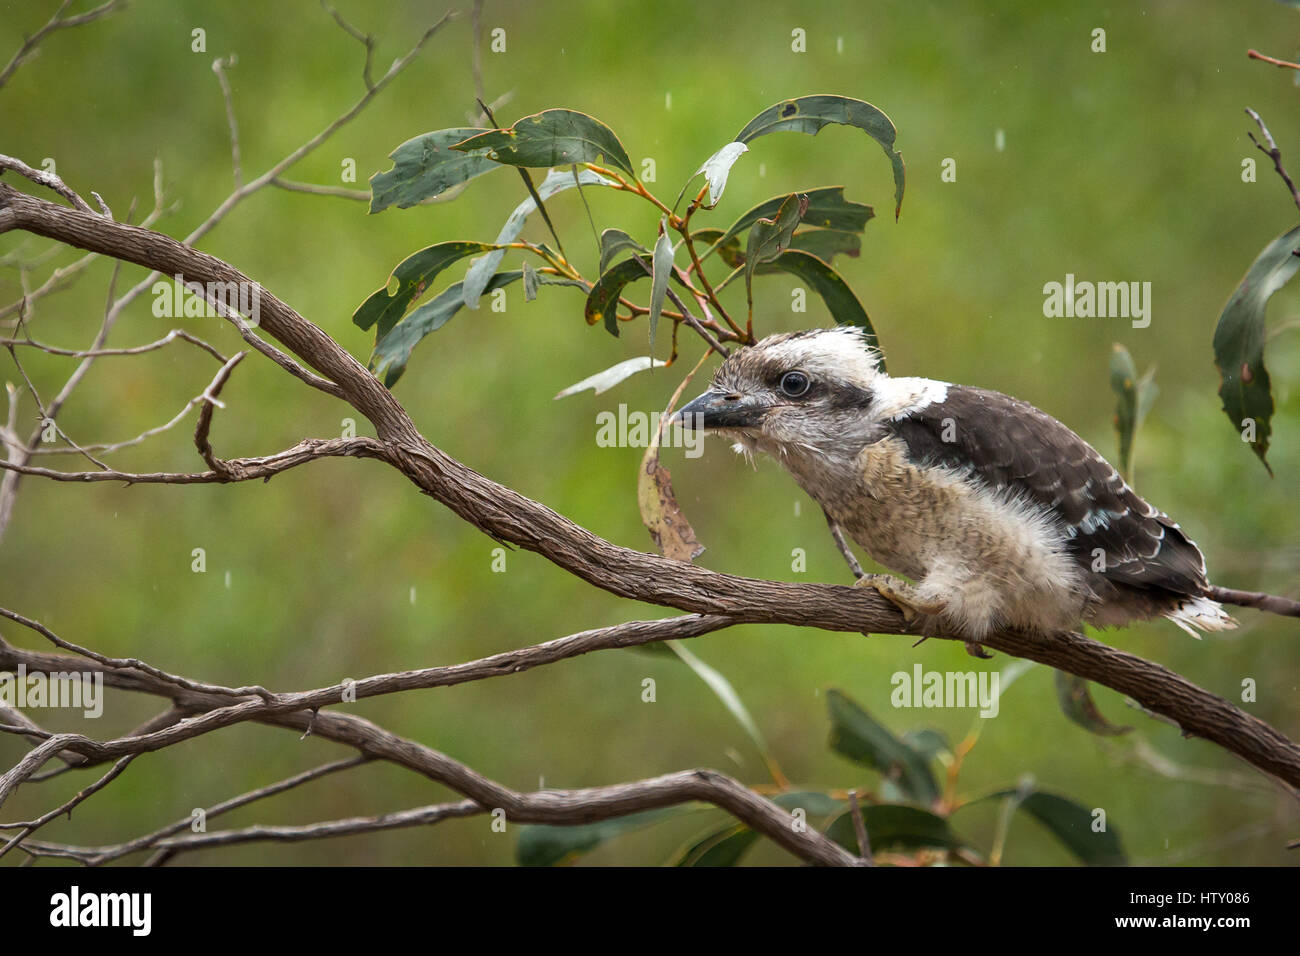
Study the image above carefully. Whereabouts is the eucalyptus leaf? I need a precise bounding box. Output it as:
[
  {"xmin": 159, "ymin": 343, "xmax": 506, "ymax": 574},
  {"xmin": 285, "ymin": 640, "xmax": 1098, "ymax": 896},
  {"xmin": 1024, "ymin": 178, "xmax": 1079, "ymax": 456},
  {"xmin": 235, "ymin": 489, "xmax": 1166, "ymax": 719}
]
[
  {"xmin": 695, "ymin": 141, "xmax": 749, "ymax": 208},
  {"xmin": 1054, "ymin": 672, "xmax": 1132, "ymax": 737},
  {"xmin": 649, "ymin": 222, "xmax": 675, "ymax": 351},
  {"xmin": 584, "ymin": 257, "xmax": 648, "ymax": 337},
  {"xmin": 735, "ymin": 95, "xmax": 906, "ymax": 218},
  {"xmin": 977, "ymin": 788, "xmax": 1127, "ymax": 866},
  {"xmin": 462, "ymin": 168, "xmax": 614, "ymax": 310},
  {"xmin": 1110, "ymin": 343, "xmax": 1140, "ymax": 478},
  {"xmin": 671, "ymin": 823, "xmax": 759, "ymax": 867},
  {"xmin": 1211, "ymin": 222, "xmax": 1300, "ymax": 474},
  {"xmin": 369, "ymin": 271, "xmax": 522, "ymax": 387},
  {"xmin": 707, "ymin": 186, "xmax": 873, "ymax": 260},
  {"xmin": 352, "ymin": 241, "xmax": 494, "ymax": 337},
  {"xmin": 553, "ymin": 356, "xmax": 668, "ymax": 399},
  {"xmin": 826, "ymin": 689, "xmax": 939, "ymax": 804},
  {"xmin": 452, "ymin": 108, "xmax": 636, "ymax": 178},
  {"xmin": 368, "ymin": 128, "xmax": 496, "ymax": 213},
  {"xmin": 599, "ymin": 228, "xmax": 648, "ymax": 275},
  {"xmin": 724, "ymin": 250, "xmax": 883, "ymax": 367}
]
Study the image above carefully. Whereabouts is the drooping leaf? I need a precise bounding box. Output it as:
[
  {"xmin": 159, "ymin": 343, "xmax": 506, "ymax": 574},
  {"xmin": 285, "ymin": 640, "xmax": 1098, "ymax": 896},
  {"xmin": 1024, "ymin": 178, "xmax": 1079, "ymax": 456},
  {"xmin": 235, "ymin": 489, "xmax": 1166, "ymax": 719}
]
[
  {"xmin": 649, "ymin": 222, "xmax": 675, "ymax": 351},
  {"xmin": 726, "ymin": 250, "xmax": 883, "ymax": 367},
  {"xmin": 978, "ymin": 788, "xmax": 1127, "ymax": 866},
  {"xmin": 1110, "ymin": 343, "xmax": 1139, "ymax": 478},
  {"xmin": 598, "ymin": 228, "xmax": 648, "ymax": 275},
  {"xmin": 745, "ymin": 194, "xmax": 807, "ymax": 314},
  {"xmin": 788, "ymin": 228, "xmax": 861, "ymax": 264},
  {"xmin": 826, "ymin": 689, "xmax": 939, "ymax": 804},
  {"xmin": 1212, "ymin": 222, "xmax": 1300, "ymax": 474},
  {"xmin": 584, "ymin": 257, "xmax": 648, "ymax": 336},
  {"xmin": 745, "ymin": 194, "xmax": 807, "ymax": 272},
  {"xmin": 462, "ymin": 168, "xmax": 614, "ymax": 310},
  {"xmin": 735, "ymin": 95, "xmax": 906, "ymax": 218},
  {"xmin": 694, "ymin": 141, "xmax": 749, "ymax": 208},
  {"xmin": 553, "ymin": 356, "xmax": 668, "ymax": 399},
  {"xmin": 671, "ymin": 823, "xmax": 759, "ymax": 867},
  {"xmin": 825, "ymin": 804, "xmax": 962, "ymax": 855},
  {"xmin": 369, "ymin": 271, "xmax": 522, "ymax": 387},
  {"xmin": 516, "ymin": 806, "xmax": 693, "ymax": 867},
  {"xmin": 352, "ymin": 242, "xmax": 495, "ymax": 337},
  {"xmin": 666, "ymin": 642, "xmax": 767, "ymax": 759},
  {"xmin": 368, "ymin": 128, "xmax": 497, "ymax": 213},
  {"xmin": 1054, "ymin": 672, "xmax": 1132, "ymax": 737},
  {"xmin": 452, "ymin": 108, "xmax": 636, "ymax": 178},
  {"xmin": 707, "ymin": 186, "xmax": 874, "ymax": 259}
]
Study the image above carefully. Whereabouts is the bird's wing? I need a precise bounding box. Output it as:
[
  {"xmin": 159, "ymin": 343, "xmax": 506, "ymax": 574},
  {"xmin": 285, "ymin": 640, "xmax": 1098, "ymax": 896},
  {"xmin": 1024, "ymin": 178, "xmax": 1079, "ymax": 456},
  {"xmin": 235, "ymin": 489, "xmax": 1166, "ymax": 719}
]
[{"xmin": 885, "ymin": 384, "xmax": 1208, "ymax": 596}]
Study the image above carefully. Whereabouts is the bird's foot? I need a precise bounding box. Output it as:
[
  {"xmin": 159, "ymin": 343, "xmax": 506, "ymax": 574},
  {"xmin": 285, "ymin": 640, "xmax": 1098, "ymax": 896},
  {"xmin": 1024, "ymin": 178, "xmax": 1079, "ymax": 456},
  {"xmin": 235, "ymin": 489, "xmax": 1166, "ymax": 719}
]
[
  {"xmin": 964, "ymin": 641, "xmax": 994, "ymax": 659},
  {"xmin": 854, "ymin": 574, "xmax": 947, "ymax": 624}
]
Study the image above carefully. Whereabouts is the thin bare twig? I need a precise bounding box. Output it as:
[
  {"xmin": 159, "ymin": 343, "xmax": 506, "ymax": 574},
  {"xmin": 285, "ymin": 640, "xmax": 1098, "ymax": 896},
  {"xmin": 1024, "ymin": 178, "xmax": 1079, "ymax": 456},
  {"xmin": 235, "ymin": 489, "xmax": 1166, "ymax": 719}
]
[
  {"xmin": 212, "ymin": 56, "xmax": 242, "ymax": 188},
  {"xmin": 1248, "ymin": 49, "xmax": 1300, "ymax": 71},
  {"xmin": 0, "ymin": 0, "xmax": 124, "ymax": 92},
  {"xmin": 1246, "ymin": 108, "xmax": 1300, "ymax": 219}
]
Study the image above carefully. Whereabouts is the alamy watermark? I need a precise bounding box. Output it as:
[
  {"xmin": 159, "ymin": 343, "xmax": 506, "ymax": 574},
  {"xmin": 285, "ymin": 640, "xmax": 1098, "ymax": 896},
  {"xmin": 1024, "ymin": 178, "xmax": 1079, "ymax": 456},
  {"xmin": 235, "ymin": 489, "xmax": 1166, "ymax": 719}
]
[
  {"xmin": 596, "ymin": 404, "xmax": 703, "ymax": 457},
  {"xmin": 1042, "ymin": 273, "xmax": 1150, "ymax": 328},
  {"xmin": 0, "ymin": 664, "xmax": 103, "ymax": 718},
  {"xmin": 152, "ymin": 274, "xmax": 261, "ymax": 325},
  {"xmin": 891, "ymin": 664, "xmax": 1000, "ymax": 718}
]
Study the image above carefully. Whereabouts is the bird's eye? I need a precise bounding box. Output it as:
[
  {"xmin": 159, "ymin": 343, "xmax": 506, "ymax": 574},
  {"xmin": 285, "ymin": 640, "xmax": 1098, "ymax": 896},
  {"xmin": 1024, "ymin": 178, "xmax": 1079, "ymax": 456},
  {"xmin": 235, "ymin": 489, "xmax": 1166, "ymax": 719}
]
[{"xmin": 779, "ymin": 370, "xmax": 811, "ymax": 398}]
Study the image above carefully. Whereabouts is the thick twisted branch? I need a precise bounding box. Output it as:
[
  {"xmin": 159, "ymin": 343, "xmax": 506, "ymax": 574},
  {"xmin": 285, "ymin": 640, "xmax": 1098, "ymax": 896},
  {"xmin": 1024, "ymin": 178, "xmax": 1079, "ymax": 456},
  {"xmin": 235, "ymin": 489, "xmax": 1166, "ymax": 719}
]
[{"xmin": 0, "ymin": 180, "xmax": 1297, "ymax": 793}]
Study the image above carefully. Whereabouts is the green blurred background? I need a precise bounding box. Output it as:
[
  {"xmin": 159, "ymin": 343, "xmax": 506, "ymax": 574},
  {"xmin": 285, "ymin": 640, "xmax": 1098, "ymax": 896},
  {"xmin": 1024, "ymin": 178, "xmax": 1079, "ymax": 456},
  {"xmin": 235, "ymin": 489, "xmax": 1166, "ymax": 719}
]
[{"xmin": 1, "ymin": 0, "xmax": 1297, "ymax": 865}]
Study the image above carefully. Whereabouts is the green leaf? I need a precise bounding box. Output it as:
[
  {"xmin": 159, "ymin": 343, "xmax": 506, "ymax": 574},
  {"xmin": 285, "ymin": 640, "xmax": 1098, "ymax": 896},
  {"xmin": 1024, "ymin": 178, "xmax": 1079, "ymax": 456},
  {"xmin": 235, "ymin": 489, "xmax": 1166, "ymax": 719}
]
[
  {"xmin": 352, "ymin": 241, "xmax": 494, "ymax": 338},
  {"xmin": 516, "ymin": 807, "xmax": 690, "ymax": 866},
  {"xmin": 707, "ymin": 186, "xmax": 874, "ymax": 260},
  {"xmin": 671, "ymin": 823, "xmax": 759, "ymax": 867},
  {"xmin": 667, "ymin": 641, "xmax": 770, "ymax": 761},
  {"xmin": 598, "ymin": 228, "xmax": 647, "ymax": 275},
  {"xmin": 745, "ymin": 193, "xmax": 807, "ymax": 315},
  {"xmin": 1054, "ymin": 672, "xmax": 1132, "ymax": 737},
  {"xmin": 694, "ymin": 141, "xmax": 749, "ymax": 208},
  {"xmin": 452, "ymin": 108, "xmax": 636, "ymax": 178},
  {"xmin": 1212, "ymin": 222, "xmax": 1300, "ymax": 474},
  {"xmin": 979, "ymin": 789, "xmax": 1128, "ymax": 866},
  {"xmin": 787, "ymin": 228, "xmax": 861, "ymax": 264},
  {"xmin": 691, "ymin": 228, "xmax": 744, "ymax": 269},
  {"xmin": 727, "ymin": 250, "xmax": 884, "ymax": 369},
  {"xmin": 553, "ymin": 356, "xmax": 668, "ymax": 400},
  {"xmin": 735, "ymin": 95, "xmax": 906, "ymax": 218},
  {"xmin": 368, "ymin": 128, "xmax": 497, "ymax": 213},
  {"xmin": 369, "ymin": 271, "xmax": 522, "ymax": 387},
  {"xmin": 649, "ymin": 222, "xmax": 675, "ymax": 351},
  {"xmin": 463, "ymin": 168, "xmax": 614, "ymax": 310},
  {"xmin": 826, "ymin": 689, "xmax": 939, "ymax": 804},
  {"xmin": 1110, "ymin": 343, "xmax": 1139, "ymax": 478},
  {"xmin": 584, "ymin": 257, "xmax": 647, "ymax": 337},
  {"xmin": 825, "ymin": 804, "xmax": 961, "ymax": 854}
]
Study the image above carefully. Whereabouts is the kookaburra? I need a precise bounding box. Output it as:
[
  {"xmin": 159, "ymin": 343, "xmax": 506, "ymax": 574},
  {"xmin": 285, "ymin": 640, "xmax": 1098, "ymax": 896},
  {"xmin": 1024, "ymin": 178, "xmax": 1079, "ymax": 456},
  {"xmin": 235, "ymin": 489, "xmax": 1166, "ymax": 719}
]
[{"xmin": 675, "ymin": 327, "xmax": 1298, "ymax": 642}]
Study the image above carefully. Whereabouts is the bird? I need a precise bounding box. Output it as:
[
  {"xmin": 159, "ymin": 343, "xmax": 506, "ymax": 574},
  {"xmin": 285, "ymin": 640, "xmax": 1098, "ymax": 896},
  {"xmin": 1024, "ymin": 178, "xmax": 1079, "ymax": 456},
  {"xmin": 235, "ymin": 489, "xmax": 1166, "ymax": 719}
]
[{"xmin": 674, "ymin": 326, "xmax": 1299, "ymax": 646}]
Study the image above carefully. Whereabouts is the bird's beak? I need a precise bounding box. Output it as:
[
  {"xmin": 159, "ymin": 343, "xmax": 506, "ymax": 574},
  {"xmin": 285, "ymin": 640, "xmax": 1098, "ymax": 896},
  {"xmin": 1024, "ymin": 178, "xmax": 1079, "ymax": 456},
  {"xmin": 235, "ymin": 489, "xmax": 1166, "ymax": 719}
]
[{"xmin": 673, "ymin": 389, "xmax": 766, "ymax": 430}]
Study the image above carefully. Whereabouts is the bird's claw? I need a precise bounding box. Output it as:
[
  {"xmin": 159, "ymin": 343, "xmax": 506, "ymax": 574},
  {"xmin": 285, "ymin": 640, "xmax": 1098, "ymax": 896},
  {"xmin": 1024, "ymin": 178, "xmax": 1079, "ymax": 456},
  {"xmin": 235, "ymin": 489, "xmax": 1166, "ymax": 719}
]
[
  {"xmin": 964, "ymin": 641, "xmax": 994, "ymax": 659},
  {"xmin": 854, "ymin": 574, "xmax": 946, "ymax": 623}
]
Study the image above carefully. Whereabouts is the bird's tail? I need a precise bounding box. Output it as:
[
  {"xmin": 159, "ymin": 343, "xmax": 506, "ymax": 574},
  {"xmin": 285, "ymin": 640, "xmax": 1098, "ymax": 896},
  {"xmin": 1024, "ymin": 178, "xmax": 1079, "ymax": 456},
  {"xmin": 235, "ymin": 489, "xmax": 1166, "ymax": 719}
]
[
  {"xmin": 1164, "ymin": 595, "xmax": 1238, "ymax": 638},
  {"xmin": 1206, "ymin": 585, "xmax": 1300, "ymax": 619}
]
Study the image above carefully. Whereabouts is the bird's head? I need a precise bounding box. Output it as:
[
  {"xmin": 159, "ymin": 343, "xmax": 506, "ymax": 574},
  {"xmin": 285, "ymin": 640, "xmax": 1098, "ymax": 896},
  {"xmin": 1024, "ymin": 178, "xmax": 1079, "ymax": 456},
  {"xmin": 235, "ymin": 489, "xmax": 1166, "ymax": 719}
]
[{"xmin": 675, "ymin": 326, "xmax": 886, "ymax": 462}]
